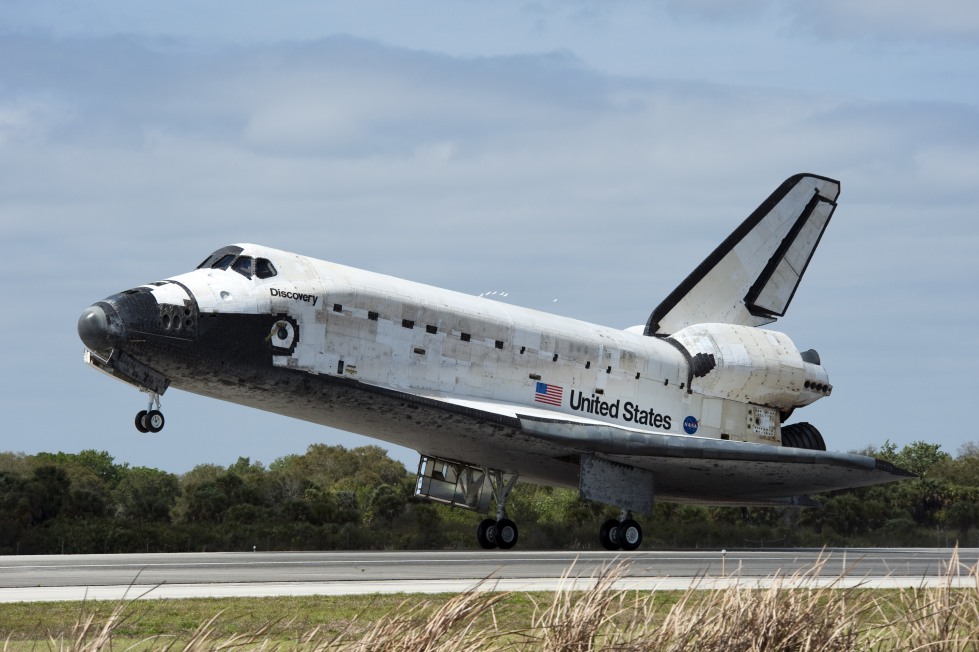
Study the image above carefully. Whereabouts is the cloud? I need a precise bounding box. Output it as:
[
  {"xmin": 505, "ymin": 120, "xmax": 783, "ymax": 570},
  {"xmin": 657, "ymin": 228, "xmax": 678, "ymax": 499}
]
[
  {"xmin": 663, "ymin": 0, "xmax": 772, "ymax": 23},
  {"xmin": 3, "ymin": 33, "xmax": 975, "ymax": 294},
  {"xmin": 659, "ymin": 0, "xmax": 979, "ymax": 43},
  {"xmin": 788, "ymin": 0, "xmax": 979, "ymax": 44}
]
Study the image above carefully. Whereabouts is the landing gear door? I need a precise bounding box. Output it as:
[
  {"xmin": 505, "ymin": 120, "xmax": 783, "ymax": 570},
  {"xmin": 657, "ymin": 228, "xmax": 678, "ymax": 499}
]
[{"xmin": 414, "ymin": 455, "xmax": 492, "ymax": 513}]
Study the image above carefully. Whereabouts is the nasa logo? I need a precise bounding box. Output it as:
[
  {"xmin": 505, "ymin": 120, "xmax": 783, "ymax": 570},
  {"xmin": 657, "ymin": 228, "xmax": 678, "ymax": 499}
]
[{"xmin": 683, "ymin": 416, "xmax": 699, "ymax": 435}]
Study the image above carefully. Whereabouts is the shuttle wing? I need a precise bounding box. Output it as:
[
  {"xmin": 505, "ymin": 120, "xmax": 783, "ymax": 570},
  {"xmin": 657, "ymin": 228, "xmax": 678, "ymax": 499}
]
[
  {"xmin": 645, "ymin": 174, "xmax": 840, "ymax": 336},
  {"xmin": 408, "ymin": 390, "xmax": 911, "ymax": 505},
  {"xmin": 516, "ymin": 414, "xmax": 912, "ymax": 504}
]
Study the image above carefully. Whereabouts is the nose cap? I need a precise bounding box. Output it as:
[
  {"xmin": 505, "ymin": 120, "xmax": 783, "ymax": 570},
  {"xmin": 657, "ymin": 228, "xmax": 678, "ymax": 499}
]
[{"xmin": 78, "ymin": 305, "xmax": 111, "ymax": 352}]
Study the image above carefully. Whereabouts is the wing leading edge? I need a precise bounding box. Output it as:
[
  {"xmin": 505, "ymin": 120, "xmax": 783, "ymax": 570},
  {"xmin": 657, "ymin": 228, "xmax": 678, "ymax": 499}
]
[{"xmin": 645, "ymin": 173, "xmax": 840, "ymax": 336}]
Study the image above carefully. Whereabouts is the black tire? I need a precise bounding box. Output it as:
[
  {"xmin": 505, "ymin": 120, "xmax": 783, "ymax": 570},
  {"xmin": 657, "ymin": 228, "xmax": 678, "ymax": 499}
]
[
  {"xmin": 476, "ymin": 518, "xmax": 498, "ymax": 549},
  {"xmin": 146, "ymin": 410, "xmax": 165, "ymax": 433},
  {"xmin": 618, "ymin": 519, "xmax": 643, "ymax": 551},
  {"xmin": 781, "ymin": 422, "xmax": 826, "ymax": 451},
  {"xmin": 135, "ymin": 411, "xmax": 149, "ymax": 433},
  {"xmin": 496, "ymin": 518, "xmax": 518, "ymax": 550},
  {"xmin": 599, "ymin": 518, "xmax": 620, "ymax": 550}
]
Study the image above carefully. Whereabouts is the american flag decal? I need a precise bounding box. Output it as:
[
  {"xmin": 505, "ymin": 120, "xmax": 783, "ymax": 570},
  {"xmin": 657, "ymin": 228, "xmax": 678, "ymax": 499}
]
[{"xmin": 534, "ymin": 382, "xmax": 563, "ymax": 406}]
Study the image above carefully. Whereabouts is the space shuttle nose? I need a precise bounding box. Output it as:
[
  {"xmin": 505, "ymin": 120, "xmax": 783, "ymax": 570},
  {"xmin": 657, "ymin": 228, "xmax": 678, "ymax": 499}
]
[{"xmin": 78, "ymin": 305, "xmax": 112, "ymax": 352}]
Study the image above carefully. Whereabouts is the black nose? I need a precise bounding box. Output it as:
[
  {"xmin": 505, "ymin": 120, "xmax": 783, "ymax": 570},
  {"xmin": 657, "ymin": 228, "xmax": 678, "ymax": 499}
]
[{"xmin": 78, "ymin": 305, "xmax": 111, "ymax": 352}]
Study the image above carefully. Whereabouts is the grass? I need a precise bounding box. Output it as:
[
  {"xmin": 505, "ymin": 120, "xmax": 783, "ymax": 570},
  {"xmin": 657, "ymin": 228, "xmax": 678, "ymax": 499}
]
[{"xmin": 1, "ymin": 553, "xmax": 978, "ymax": 651}]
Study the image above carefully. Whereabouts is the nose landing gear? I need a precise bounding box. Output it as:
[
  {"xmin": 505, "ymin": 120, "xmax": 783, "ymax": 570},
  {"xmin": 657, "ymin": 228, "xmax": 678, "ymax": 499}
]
[{"xmin": 134, "ymin": 391, "xmax": 165, "ymax": 433}]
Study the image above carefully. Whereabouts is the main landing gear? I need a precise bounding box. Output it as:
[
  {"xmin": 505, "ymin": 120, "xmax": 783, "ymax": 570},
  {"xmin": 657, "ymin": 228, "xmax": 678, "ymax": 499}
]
[
  {"xmin": 413, "ymin": 456, "xmax": 521, "ymax": 550},
  {"xmin": 475, "ymin": 470, "xmax": 520, "ymax": 550},
  {"xmin": 599, "ymin": 510, "xmax": 643, "ymax": 551},
  {"xmin": 134, "ymin": 391, "xmax": 165, "ymax": 433}
]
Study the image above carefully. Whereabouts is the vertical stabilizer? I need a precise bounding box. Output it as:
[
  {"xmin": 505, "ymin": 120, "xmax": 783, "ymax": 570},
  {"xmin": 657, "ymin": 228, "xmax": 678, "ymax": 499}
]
[{"xmin": 645, "ymin": 173, "xmax": 840, "ymax": 336}]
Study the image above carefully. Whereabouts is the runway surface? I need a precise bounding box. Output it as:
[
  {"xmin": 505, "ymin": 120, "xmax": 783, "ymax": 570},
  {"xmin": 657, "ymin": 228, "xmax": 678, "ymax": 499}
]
[{"xmin": 2, "ymin": 548, "xmax": 977, "ymax": 603}]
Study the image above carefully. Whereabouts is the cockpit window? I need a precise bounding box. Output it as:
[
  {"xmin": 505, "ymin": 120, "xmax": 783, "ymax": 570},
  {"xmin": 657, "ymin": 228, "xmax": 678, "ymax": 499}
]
[
  {"xmin": 255, "ymin": 258, "xmax": 277, "ymax": 279},
  {"xmin": 195, "ymin": 247, "xmax": 276, "ymax": 280},
  {"xmin": 232, "ymin": 256, "xmax": 254, "ymax": 279},
  {"xmin": 197, "ymin": 245, "xmax": 245, "ymax": 270},
  {"xmin": 212, "ymin": 254, "xmax": 237, "ymax": 270}
]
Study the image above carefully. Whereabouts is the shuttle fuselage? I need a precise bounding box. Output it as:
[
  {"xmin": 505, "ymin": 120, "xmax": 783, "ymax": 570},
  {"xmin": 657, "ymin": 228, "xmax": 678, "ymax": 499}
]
[{"xmin": 78, "ymin": 174, "xmax": 912, "ymax": 550}]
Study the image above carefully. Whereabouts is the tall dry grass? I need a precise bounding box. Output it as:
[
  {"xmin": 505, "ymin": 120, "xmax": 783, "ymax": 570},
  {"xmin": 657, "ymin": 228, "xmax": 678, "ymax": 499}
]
[{"xmin": 8, "ymin": 552, "xmax": 979, "ymax": 652}]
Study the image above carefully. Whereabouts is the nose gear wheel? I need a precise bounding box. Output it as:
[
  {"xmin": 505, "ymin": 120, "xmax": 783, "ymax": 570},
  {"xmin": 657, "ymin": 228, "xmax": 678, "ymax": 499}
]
[{"xmin": 134, "ymin": 391, "xmax": 165, "ymax": 433}]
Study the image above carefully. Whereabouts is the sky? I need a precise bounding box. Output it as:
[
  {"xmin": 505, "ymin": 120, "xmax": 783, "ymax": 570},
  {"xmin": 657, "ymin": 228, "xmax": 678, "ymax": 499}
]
[{"xmin": 1, "ymin": 1, "xmax": 977, "ymax": 475}]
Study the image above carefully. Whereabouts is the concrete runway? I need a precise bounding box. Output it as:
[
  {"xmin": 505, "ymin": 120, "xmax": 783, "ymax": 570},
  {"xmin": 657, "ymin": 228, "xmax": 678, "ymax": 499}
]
[{"xmin": 2, "ymin": 548, "xmax": 977, "ymax": 603}]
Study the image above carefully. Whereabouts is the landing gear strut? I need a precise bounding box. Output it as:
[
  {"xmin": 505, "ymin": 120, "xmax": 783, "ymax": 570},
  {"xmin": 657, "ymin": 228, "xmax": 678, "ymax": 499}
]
[
  {"xmin": 134, "ymin": 391, "xmax": 165, "ymax": 433},
  {"xmin": 475, "ymin": 470, "xmax": 520, "ymax": 550},
  {"xmin": 599, "ymin": 510, "xmax": 643, "ymax": 551}
]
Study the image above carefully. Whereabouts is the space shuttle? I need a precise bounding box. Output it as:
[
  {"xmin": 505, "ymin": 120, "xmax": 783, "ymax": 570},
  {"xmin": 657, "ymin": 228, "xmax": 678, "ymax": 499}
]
[{"xmin": 78, "ymin": 173, "xmax": 911, "ymax": 550}]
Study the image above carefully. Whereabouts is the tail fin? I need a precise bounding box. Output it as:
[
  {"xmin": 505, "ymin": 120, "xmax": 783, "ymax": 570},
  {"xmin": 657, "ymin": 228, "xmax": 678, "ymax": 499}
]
[{"xmin": 644, "ymin": 173, "xmax": 840, "ymax": 336}]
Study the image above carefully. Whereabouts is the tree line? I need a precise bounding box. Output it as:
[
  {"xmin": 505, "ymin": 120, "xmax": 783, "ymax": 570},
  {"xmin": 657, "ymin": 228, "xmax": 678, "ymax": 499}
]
[{"xmin": 1, "ymin": 440, "xmax": 977, "ymax": 555}]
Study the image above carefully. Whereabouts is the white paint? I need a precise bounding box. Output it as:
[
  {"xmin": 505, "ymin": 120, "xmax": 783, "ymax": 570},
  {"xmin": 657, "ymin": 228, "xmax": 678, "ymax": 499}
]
[{"xmin": 650, "ymin": 176, "xmax": 840, "ymax": 335}]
